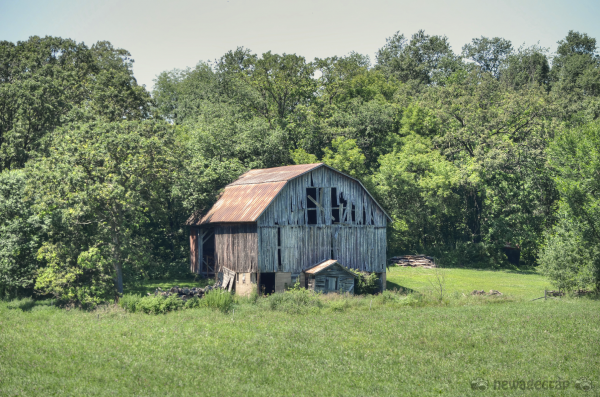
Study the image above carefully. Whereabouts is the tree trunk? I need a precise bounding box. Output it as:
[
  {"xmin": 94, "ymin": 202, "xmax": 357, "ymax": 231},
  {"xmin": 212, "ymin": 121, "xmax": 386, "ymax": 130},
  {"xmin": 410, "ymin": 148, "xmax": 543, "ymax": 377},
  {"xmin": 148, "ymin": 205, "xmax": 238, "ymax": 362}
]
[{"xmin": 111, "ymin": 222, "xmax": 123, "ymax": 295}]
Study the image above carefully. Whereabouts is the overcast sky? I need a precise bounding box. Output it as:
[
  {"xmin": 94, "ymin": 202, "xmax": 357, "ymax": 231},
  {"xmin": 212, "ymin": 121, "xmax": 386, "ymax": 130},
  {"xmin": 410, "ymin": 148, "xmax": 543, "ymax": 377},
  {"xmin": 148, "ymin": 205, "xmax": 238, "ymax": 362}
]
[{"xmin": 1, "ymin": 0, "xmax": 599, "ymax": 89}]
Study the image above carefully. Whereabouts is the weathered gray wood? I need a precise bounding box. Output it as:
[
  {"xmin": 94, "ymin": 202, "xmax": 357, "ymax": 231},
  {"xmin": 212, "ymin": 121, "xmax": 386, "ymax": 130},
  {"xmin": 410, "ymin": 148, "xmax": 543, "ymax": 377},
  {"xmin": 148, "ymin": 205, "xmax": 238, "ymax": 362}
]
[
  {"xmin": 209, "ymin": 167, "xmax": 388, "ymax": 276},
  {"xmin": 214, "ymin": 224, "xmax": 258, "ymax": 273},
  {"xmin": 306, "ymin": 263, "xmax": 356, "ymax": 294}
]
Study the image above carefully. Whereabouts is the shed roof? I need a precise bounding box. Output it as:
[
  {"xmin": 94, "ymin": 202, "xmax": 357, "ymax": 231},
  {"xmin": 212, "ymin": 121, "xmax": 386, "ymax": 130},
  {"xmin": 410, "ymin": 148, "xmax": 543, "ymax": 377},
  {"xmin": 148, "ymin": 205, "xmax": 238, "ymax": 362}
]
[
  {"xmin": 190, "ymin": 163, "xmax": 391, "ymax": 225},
  {"xmin": 304, "ymin": 259, "xmax": 355, "ymax": 276}
]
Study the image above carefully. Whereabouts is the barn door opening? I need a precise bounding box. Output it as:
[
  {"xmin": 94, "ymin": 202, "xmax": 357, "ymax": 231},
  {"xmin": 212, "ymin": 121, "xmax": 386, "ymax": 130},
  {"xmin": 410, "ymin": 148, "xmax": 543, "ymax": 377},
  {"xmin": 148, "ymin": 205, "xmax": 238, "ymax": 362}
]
[
  {"xmin": 198, "ymin": 227, "xmax": 215, "ymax": 278},
  {"xmin": 258, "ymin": 272, "xmax": 276, "ymax": 295}
]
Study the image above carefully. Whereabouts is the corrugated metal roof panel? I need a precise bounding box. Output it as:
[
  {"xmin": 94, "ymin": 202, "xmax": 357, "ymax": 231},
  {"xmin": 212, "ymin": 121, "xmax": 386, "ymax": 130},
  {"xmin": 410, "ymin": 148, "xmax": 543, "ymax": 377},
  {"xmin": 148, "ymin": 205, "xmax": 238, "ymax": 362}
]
[
  {"xmin": 229, "ymin": 163, "xmax": 323, "ymax": 186},
  {"xmin": 198, "ymin": 182, "xmax": 287, "ymax": 224},
  {"xmin": 191, "ymin": 162, "xmax": 392, "ymax": 225}
]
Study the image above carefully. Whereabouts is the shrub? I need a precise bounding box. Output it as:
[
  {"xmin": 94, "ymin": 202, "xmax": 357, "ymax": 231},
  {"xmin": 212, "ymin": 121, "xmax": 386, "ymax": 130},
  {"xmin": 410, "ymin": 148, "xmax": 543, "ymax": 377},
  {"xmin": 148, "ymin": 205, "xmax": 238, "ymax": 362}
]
[
  {"xmin": 539, "ymin": 215, "xmax": 599, "ymax": 292},
  {"xmin": 349, "ymin": 270, "xmax": 380, "ymax": 295},
  {"xmin": 35, "ymin": 245, "xmax": 115, "ymax": 308},
  {"xmin": 119, "ymin": 294, "xmax": 142, "ymax": 313},
  {"xmin": 119, "ymin": 290, "xmax": 232, "ymax": 314},
  {"xmin": 204, "ymin": 289, "xmax": 233, "ymax": 312},
  {"xmin": 119, "ymin": 293, "xmax": 184, "ymax": 314},
  {"xmin": 184, "ymin": 296, "xmax": 202, "ymax": 309},
  {"xmin": 266, "ymin": 289, "xmax": 322, "ymax": 314}
]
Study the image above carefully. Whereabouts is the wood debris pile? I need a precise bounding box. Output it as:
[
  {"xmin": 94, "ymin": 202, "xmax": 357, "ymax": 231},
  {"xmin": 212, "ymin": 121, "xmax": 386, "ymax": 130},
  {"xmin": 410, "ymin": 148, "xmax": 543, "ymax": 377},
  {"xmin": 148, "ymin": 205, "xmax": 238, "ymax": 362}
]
[
  {"xmin": 389, "ymin": 255, "xmax": 436, "ymax": 268},
  {"xmin": 573, "ymin": 289, "xmax": 592, "ymax": 296},
  {"xmin": 471, "ymin": 289, "xmax": 503, "ymax": 296},
  {"xmin": 148, "ymin": 285, "xmax": 219, "ymax": 300}
]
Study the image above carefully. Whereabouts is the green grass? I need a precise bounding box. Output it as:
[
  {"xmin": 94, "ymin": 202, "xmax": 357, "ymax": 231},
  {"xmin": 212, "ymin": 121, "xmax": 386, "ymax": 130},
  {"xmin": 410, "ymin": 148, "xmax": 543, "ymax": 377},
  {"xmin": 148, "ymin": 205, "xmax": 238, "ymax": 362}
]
[
  {"xmin": 0, "ymin": 269, "xmax": 598, "ymax": 396},
  {"xmin": 387, "ymin": 266, "xmax": 553, "ymax": 300}
]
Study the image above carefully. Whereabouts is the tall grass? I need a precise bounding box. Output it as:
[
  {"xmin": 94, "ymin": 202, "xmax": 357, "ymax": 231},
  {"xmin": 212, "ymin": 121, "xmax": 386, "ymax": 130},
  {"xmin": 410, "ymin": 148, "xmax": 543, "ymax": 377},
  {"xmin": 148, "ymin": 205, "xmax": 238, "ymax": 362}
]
[
  {"xmin": 118, "ymin": 290, "xmax": 234, "ymax": 314},
  {"xmin": 1, "ymin": 296, "xmax": 598, "ymax": 396},
  {"xmin": 203, "ymin": 289, "xmax": 233, "ymax": 312}
]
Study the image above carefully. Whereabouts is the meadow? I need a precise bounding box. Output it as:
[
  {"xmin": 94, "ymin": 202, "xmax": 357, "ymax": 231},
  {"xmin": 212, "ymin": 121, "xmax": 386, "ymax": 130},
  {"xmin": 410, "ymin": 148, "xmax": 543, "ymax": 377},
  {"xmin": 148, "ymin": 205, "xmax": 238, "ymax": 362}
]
[{"xmin": 0, "ymin": 267, "xmax": 598, "ymax": 396}]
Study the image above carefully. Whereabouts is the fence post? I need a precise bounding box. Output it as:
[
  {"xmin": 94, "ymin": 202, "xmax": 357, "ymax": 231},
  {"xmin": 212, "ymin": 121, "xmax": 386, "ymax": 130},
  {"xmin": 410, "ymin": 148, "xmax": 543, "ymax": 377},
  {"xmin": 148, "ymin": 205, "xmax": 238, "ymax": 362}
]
[{"xmin": 544, "ymin": 289, "xmax": 547, "ymax": 301}]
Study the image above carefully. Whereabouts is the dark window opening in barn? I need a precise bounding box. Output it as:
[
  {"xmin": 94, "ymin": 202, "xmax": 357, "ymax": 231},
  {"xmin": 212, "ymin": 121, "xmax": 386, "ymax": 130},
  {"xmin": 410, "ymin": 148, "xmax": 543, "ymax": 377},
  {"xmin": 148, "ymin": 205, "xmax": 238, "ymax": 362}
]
[
  {"xmin": 351, "ymin": 204, "xmax": 356, "ymax": 223},
  {"xmin": 306, "ymin": 187, "xmax": 318, "ymax": 225},
  {"xmin": 277, "ymin": 227, "xmax": 281, "ymax": 245},
  {"xmin": 338, "ymin": 194, "xmax": 347, "ymax": 223},
  {"xmin": 277, "ymin": 250, "xmax": 282, "ymax": 271},
  {"xmin": 277, "ymin": 227, "xmax": 282, "ymax": 271},
  {"xmin": 259, "ymin": 273, "xmax": 276, "ymax": 295},
  {"xmin": 331, "ymin": 187, "xmax": 339, "ymax": 222}
]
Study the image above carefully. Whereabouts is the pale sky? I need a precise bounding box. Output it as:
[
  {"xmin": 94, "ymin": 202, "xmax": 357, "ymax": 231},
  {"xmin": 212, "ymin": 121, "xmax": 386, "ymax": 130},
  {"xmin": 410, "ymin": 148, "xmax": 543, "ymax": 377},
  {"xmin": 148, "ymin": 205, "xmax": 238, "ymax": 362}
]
[{"xmin": 1, "ymin": 0, "xmax": 599, "ymax": 89}]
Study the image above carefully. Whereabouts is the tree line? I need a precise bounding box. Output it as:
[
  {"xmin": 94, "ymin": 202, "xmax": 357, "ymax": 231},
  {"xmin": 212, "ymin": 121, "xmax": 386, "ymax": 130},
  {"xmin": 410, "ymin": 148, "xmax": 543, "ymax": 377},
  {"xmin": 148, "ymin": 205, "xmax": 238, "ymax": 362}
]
[{"xmin": 1, "ymin": 30, "xmax": 599, "ymax": 304}]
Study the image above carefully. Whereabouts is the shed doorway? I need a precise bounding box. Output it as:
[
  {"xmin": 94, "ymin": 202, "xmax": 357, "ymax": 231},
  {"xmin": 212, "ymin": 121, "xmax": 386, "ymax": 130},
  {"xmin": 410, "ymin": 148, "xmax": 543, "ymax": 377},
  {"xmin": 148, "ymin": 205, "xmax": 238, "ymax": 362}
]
[
  {"xmin": 198, "ymin": 228, "xmax": 215, "ymax": 277},
  {"xmin": 259, "ymin": 272, "xmax": 276, "ymax": 295}
]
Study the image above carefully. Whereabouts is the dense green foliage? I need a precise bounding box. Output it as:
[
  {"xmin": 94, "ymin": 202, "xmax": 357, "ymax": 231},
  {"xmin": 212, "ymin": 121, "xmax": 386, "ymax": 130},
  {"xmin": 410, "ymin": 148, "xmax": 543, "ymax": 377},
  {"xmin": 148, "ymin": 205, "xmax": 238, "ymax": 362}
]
[
  {"xmin": 1, "ymin": 30, "xmax": 600, "ymax": 302},
  {"xmin": 539, "ymin": 121, "xmax": 600, "ymax": 291}
]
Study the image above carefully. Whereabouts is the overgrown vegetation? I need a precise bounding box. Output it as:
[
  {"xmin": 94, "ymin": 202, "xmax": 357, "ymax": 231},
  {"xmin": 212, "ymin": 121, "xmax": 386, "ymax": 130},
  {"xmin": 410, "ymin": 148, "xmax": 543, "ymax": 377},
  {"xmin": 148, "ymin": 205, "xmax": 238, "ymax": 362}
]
[
  {"xmin": 2, "ymin": 30, "xmax": 600, "ymax": 303},
  {"xmin": 350, "ymin": 270, "xmax": 381, "ymax": 295},
  {"xmin": 119, "ymin": 289, "xmax": 233, "ymax": 314},
  {"xmin": 1, "ymin": 286, "xmax": 598, "ymax": 396}
]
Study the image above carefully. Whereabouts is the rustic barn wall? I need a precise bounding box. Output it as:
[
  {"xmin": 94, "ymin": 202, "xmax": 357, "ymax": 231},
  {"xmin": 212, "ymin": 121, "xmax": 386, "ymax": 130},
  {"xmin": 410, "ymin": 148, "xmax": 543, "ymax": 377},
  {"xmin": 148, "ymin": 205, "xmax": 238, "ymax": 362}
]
[
  {"xmin": 214, "ymin": 223, "xmax": 258, "ymax": 273},
  {"xmin": 306, "ymin": 263, "xmax": 355, "ymax": 294},
  {"xmin": 189, "ymin": 227, "xmax": 198, "ymax": 273},
  {"xmin": 257, "ymin": 167, "xmax": 387, "ymax": 273}
]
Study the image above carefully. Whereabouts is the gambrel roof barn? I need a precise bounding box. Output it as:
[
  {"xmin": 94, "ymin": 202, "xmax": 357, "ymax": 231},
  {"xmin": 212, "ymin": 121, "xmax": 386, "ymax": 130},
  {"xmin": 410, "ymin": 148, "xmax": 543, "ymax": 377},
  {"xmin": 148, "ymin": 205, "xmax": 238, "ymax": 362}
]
[{"xmin": 188, "ymin": 163, "xmax": 390, "ymax": 294}]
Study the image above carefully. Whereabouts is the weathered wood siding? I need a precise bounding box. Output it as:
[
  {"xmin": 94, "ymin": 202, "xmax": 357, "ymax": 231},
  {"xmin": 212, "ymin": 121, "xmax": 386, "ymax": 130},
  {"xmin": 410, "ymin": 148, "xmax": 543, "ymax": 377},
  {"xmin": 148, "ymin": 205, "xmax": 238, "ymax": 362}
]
[
  {"xmin": 189, "ymin": 227, "xmax": 199, "ymax": 273},
  {"xmin": 214, "ymin": 224, "xmax": 258, "ymax": 273},
  {"xmin": 257, "ymin": 167, "xmax": 387, "ymax": 273},
  {"xmin": 307, "ymin": 265, "xmax": 355, "ymax": 294}
]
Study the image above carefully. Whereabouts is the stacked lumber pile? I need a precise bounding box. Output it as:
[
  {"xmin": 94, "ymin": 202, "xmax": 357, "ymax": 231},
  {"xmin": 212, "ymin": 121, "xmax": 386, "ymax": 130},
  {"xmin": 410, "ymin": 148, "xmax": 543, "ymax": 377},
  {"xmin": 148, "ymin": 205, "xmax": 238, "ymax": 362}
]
[{"xmin": 389, "ymin": 255, "xmax": 436, "ymax": 268}]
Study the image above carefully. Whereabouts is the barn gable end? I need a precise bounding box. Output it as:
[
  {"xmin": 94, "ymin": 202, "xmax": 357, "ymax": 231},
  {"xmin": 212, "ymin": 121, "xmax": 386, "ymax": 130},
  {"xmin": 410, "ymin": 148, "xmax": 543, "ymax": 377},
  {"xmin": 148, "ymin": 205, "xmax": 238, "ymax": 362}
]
[{"xmin": 257, "ymin": 166, "xmax": 388, "ymax": 274}]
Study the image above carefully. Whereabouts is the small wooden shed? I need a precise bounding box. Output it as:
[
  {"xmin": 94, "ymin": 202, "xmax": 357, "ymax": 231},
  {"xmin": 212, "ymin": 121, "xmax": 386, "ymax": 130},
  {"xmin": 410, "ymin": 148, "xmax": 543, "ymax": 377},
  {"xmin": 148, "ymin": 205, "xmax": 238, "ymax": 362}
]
[{"xmin": 305, "ymin": 259, "xmax": 355, "ymax": 294}]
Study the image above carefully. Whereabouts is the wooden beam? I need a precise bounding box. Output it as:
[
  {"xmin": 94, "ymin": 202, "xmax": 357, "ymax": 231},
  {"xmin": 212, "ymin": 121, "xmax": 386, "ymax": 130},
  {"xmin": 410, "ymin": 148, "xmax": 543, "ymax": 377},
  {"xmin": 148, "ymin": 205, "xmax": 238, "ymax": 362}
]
[{"xmin": 308, "ymin": 194, "xmax": 334, "ymax": 221}]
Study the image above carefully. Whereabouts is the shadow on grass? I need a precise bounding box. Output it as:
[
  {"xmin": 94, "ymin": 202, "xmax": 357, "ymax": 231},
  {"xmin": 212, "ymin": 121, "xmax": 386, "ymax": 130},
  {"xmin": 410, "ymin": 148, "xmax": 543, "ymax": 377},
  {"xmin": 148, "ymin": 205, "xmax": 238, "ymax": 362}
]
[
  {"xmin": 502, "ymin": 268, "xmax": 539, "ymax": 275},
  {"xmin": 125, "ymin": 278, "xmax": 214, "ymax": 295},
  {"xmin": 386, "ymin": 281, "xmax": 416, "ymax": 294},
  {"xmin": 391, "ymin": 264, "xmax": 540, "ymax": 275},
  {"xmin": 6, "ymin": 297, "xmax": 55, "ymax": 312}
]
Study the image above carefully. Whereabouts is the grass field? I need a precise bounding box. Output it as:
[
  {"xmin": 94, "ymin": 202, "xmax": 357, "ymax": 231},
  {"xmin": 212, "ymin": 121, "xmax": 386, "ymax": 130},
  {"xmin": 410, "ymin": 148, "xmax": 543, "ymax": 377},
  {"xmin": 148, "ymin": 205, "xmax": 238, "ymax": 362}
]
[
  {"xmin": 386, "ymin": 266, "xmax": 553, "ymax": 300},
  {"xmin": 1, "ymin": 267, "xmax": 598, "ymax": 396}
]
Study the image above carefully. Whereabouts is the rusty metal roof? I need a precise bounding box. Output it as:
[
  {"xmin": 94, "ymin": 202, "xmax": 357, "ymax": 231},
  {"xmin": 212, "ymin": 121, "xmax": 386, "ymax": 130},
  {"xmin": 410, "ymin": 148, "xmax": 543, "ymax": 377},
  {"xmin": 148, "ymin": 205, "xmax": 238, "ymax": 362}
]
[
  {"xmin": 229, "ymin": 163, "xmax": 323, "ymax": 186},
  {"xmin": 197, "ymin": 182, "xmax": 287, "ymax": 224},
  {"xmin": 305, "ymin": 259, "xmax": 355, "ymax": 276},
  {"xmin": 191, "ymin": 162, "xmax": 391, "ymax": 225}
]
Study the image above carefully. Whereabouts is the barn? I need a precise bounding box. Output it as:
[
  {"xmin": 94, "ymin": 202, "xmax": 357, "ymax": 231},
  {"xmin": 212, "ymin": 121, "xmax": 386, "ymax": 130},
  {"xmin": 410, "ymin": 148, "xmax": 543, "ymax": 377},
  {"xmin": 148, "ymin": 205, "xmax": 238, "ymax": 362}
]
[{"xmin": 187, "ymin": 163, "xmax": 391, "ymax": 295}]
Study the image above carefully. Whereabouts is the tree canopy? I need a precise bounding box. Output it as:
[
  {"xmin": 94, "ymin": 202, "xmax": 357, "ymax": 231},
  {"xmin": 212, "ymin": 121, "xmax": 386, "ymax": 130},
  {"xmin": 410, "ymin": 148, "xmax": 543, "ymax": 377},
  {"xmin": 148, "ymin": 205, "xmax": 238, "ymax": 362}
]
[{"xmin": 2, "ymin": 30, "xmax": 600, "ymax": 302}]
